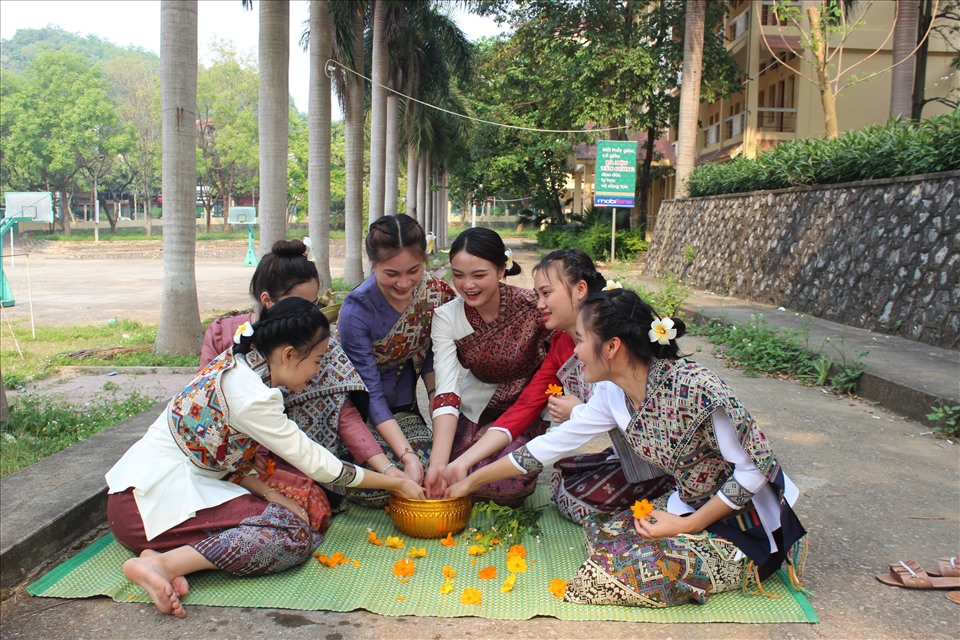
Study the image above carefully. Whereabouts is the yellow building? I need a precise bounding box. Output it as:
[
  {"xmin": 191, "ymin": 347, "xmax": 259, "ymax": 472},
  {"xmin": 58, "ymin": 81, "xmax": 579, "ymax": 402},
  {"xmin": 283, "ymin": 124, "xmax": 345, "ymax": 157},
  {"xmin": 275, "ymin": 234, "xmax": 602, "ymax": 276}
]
[
  {"xmin": 699, "ymin": 0, "xmax": 957, "ymax": 163},
  {"xmin": 634, "ymin": 0, "xmax": 957, "ymax": 231}
]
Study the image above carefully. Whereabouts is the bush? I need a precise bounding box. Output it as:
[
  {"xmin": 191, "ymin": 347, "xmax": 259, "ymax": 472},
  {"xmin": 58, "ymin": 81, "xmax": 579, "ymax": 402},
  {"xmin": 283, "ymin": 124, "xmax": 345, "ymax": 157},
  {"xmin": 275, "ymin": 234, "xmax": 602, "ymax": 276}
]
[
  {"xmin": 686, "ymin": 111, "xmax": 960, "ymax": 197},
  {"xmin": 537, "ymin": 223, "xmax": 648, "ymax": 260}
]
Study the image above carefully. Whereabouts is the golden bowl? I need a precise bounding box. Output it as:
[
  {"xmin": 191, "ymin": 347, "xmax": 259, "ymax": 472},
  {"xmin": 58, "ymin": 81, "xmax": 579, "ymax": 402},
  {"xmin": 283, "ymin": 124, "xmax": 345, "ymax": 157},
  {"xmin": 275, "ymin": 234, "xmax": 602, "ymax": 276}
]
[{"xmin": 386, "ymin": 495, "xmax": 472, "ymax": 539}]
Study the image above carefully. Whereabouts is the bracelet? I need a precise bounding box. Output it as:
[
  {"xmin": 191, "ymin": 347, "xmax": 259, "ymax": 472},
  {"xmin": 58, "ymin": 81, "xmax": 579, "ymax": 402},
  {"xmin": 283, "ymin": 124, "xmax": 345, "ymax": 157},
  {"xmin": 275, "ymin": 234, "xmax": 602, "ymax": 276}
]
[
  {"xmin": 262, "ymin": 488, "xmax": 277, "ymax": 501},
  {"xmin": 400, "ymin": 448, "xmax": 418, "ymax": 461},
  {"xmin": 380, "ymin": 462, "xmax": 397, "ymax": 474},
  {"xmin": 426, "ymin": 388, "xmax": 436, "ymax": 395}
]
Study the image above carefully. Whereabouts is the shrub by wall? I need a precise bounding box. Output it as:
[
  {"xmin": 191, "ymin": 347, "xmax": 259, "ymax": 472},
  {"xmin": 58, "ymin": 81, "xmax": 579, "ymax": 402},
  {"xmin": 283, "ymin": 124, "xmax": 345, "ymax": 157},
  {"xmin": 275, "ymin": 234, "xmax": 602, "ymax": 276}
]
[{"xmin": 647, "ymin": 171, "xmax": 960, "ymax": 349}]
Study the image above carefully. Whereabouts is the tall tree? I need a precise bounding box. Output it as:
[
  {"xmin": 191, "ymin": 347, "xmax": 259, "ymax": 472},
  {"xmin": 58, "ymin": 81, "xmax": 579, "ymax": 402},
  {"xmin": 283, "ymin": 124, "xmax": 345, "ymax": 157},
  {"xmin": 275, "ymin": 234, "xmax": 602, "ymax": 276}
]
[
  {"xmin": 368, "ymin": 0, "xmax": 388, "ymax": 222},
  {"xmin": 155, "ymin": 0, "xmax": 202, "ymax": 356},
  {"xmin": 891, "ymin": 0, "xmax": 920, "ymax": 118},
  {"xmin": 309, "ymin": 0, "xmax": 334, "ymax": 287},
  {"xmin": 913, "ymin": 0, "xmax": 960, "ymax": 118},
  {"xmin": 196, "ymin": 42, "xmax": 259, "ymax": 233},
  {"xmin": 258, "ymin": 0, "xmax": 290, "ymax": 255},
  {"xmin": 674, "ymin": 0, "xmax": 705, "ymax": 198},
  {"xmin": 331, "ymin": 0, "xmax": 368, "ymax": 285},
  {"xmin": 109, "ymin": 54, "xmax": 161, "ymax": 235}
]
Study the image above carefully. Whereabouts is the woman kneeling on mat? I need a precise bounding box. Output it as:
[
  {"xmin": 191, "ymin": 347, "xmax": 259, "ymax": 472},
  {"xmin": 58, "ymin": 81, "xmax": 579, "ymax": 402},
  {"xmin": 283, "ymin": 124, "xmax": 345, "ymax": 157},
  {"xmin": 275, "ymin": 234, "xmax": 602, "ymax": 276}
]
[
  {"xmin": 447, "ymin": 288, "xmax": 807, "ymax": 607},
  {"xmin": 105, "ymin": 297, "xmax": 424, "ymax": 618}
]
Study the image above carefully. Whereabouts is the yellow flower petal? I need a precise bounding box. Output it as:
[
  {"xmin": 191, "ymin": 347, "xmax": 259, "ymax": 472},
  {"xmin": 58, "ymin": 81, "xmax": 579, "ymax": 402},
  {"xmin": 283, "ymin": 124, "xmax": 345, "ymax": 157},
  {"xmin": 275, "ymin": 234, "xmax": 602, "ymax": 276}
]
[
  {"xmin": 385, "ymin": 536, "xmax": 404, "ymax": 550},
  {"xmin": 460, "ymin": 587, "xmax": 482, "ymax": 605},
  {"xmin": 439, "ymin": 579, "xmax": 453, "ymax": 594},
  {"xmin": 506, "ymin": 555, "xmax": 527, "ymax": 574}
]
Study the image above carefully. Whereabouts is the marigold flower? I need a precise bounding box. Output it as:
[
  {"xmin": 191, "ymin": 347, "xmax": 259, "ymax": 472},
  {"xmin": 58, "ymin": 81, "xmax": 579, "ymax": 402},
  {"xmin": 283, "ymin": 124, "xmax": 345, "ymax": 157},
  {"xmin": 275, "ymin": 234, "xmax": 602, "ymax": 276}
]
[
  {"xmin": 385, "ymin": 536, "xmax": 404, "ymax": 550},
  {"xmin": 506, "ymin": 555, "xmax": 528, "ymax": 574},
  {"xmin": 442, "ymin": 565, "xmax": 457, "ymax": 579},
  {"xmin": 545, "ymin": 383, "xmax": 564, "ymax": 397},
  {"xmin": 439, "ymin": 579, "xmax": 453, "ymax": 594},
  {"xmin": 478, "ymin": 566, "xmax": 498, "ymax": 580},
  {"xmin": 549, "ymin": 578, "xmax": 568, "ymax": 599},
  {"xmin": 407, "ymin": 546, "xmax": 427, "ymax": 558},
  {"xmin": 263, "ymin": 458, "xmax": 276, "ymax": 478},
  {"xmin": 460, "ymin": 587, "xmax": 482, "ymax": 605},
  {"xmin": 314, "ymin": 552, "xmax": 345, "ymax": 568},
  {"xmin": 631, "ymin": 498, "xmax": 654, "ymax": 520},
  {"xmin": 506, "ymin": 544, "xmax": 526, "ymax": 559},
  {"xmin": 367, "ymin": 530, "xmax": 383, "ymax": 546},
  {"xmin": 648, "ymin": 317, "xmax": 677, "ymax": 345},
  {"xmin": 467, "ymin": 545, "xmax": 488, "ymax": 556},
  {"xmin": 392, "ymin": 558, "xmax": 415, "ymax": 578},
  {"xmin": 440, "ymin": 532, "xmax": 457, "ymax": 547},
  {"xmin": 500, "ymin": 573, "xmax": 517, "ymax": 593}
]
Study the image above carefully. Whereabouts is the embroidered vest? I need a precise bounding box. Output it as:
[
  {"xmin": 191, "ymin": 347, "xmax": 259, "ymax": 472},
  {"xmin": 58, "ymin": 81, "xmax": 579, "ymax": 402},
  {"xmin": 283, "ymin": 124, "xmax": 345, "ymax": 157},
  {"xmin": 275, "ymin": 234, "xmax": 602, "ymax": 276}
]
[{"xmin": 167, "ymin": 350, "xmax": 257, "ymax": 476}]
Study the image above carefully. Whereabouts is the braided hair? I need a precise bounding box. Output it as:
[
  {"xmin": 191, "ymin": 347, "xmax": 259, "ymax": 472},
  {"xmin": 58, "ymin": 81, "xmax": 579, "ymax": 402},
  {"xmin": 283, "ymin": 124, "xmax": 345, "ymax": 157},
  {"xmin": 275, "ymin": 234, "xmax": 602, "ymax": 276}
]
[
  {"xmin": 233, "ymin": 297, "xmax": 330, "ymax": 360},
  {"xmin": 249, "ymin": 239, "xmax": 320, "ymax": 310},
  {"xmin": 449, "ymin": 227, "xmax": 522, "ymax": 277},
  {"xmin": 533, "ymin": 249, "xmax": 606, "ymax": 296},
  {"xmin": 365, "ymin": 214, "xmax": 427, "ymax": 265},
  {"xmin": 579, "ymin": 289, "xmax": 686, "ymax": 365}
]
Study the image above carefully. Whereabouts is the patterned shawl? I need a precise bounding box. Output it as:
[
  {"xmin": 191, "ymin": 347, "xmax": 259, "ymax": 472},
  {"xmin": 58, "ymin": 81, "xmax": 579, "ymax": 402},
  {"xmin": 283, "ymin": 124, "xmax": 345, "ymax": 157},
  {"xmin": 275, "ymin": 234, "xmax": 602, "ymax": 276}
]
[
  {"xmin": 244, "ymin": 340, "xmax": 367, "ymax": 452},
  {"xmin": 455, "ymin": 283, "xmax": 552, "ymax": 416},
  {"xmin": 371, "ymin": 274, "xmax": 455, "ymax": 376}
]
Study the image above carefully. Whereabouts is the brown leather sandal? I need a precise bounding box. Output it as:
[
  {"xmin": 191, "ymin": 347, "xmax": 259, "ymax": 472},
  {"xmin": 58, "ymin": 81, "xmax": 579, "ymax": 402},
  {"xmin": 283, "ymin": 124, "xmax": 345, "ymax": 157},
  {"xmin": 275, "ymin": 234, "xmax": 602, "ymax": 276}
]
[
  {"xmin": 925, "ymin": 555, "xmax": 959, "ymax": 578},
  {"xmin": 947, "ymin": 591, "xmax": 960, "ymax": 605},
  {"xmin": 876, "ymin": 560, "xmax": 960, "ymax": 590}
]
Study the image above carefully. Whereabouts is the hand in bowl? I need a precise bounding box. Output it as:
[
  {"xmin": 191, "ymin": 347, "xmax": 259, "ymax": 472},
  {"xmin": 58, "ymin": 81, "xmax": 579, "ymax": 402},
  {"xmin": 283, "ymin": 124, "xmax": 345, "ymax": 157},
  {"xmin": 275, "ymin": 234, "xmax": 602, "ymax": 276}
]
[{"xmin": 394, "ymin": 478, "xmax": 426, "ymax": 500}]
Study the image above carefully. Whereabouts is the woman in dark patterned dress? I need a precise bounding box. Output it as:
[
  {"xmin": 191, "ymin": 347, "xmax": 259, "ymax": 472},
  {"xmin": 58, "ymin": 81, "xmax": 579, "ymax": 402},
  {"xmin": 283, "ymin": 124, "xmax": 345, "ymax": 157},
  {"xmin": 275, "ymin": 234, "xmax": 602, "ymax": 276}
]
[
  {"xmin": 425, "ymin": 228, "xmax": 553, "ymax": 505},
  {"xmin": 106, "ymin": 298, "xmax": 424, "ymax": 618},
  {"xmin": 447, "ymin": 289, "xmax": 807, "ymax": 607}
]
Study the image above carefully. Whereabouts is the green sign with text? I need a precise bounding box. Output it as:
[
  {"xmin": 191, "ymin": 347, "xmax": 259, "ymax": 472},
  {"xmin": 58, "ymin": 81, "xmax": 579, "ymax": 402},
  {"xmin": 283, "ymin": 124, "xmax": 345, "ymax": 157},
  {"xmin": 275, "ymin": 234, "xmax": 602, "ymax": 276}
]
[{"xmin": 594, "ymin": 140, "xmax": 637, "ymax": 208}]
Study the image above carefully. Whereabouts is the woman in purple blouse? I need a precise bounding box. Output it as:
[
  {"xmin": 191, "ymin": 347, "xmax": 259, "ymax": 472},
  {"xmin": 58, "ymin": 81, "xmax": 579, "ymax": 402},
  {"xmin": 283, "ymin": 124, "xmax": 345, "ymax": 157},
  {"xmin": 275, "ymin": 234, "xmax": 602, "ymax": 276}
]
[{"xmin": 337, "ymin": 215, "xmax": 455, "ymax": 505}]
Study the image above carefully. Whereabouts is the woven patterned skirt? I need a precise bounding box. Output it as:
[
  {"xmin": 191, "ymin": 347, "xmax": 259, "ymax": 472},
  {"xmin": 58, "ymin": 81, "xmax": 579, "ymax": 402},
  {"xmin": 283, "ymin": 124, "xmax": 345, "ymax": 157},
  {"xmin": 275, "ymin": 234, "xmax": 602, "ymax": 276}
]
[
  {"xmin": 564, "ymin": 495, "xmax": 746, "ymax": 608},
  {"xmin": 549, "ymin": 449, "xmax": 675, "ymax": 525},
  {"xmin": 108, "ymin": 489, "xmax": 322, "ymax": 577}
]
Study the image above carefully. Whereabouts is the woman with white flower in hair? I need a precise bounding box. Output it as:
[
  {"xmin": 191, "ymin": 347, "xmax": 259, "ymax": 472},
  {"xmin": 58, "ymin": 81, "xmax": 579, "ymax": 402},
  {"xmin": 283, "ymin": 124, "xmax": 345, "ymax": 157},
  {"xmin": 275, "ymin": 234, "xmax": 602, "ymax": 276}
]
[
  {"xmin": 425, "ymin": 227, "xmax": 553, "ymax": 505},
  {"xmin": 447, "ymin": 288, "xmax": 807, "ymax": 608}
]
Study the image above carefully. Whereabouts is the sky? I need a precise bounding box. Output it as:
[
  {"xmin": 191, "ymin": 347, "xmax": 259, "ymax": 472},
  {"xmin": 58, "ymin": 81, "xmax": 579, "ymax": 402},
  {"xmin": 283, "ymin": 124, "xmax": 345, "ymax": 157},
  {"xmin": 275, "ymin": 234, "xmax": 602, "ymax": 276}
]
[{"xmin": 0, "ymin": 0, "xmax": 506, "ymax": 118}]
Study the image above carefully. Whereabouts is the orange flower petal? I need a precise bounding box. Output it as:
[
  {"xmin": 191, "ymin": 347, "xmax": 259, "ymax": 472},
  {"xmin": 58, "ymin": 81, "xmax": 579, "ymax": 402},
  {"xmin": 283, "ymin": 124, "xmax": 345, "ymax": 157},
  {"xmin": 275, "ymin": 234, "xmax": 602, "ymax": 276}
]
[
  {"xmin": 549, "ymin": 578, "xmax": 568, "ymax": 599},
  {"xmin": 392, "ymin": 558, "xmax": 415, "ymax": 577},
  {"xmin": 506, "ymin": 544, "xmax": 526, "ymax": 559},
  {"xmin": 442, "ymin": 565, "xmax": 457, "ymax": 579},
  {"xmin": 478, "ymin": 566, "xmax": 498, "ymax": 580},
  {"xmin": 440, "ymin": 532, "xmax": 457, "ymax": 547},
  {"xmin": 631, "ymin": 499, "xmax": 654, "ymax": 520},
  {"xmin": 545, "ymin": 383, "xmax": 564, "ymax": 396}
]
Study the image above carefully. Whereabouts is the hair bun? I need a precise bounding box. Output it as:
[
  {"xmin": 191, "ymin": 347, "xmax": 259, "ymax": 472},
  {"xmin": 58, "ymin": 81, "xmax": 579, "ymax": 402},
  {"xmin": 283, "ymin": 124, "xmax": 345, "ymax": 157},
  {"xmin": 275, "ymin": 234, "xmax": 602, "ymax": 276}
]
[
  {"xmin": 671, "ymin": 317, "xmax": 686, "ymax": 339},
  {"xmin": 271, "ymin": 239, "xmax": 307, "ymax": 258}
]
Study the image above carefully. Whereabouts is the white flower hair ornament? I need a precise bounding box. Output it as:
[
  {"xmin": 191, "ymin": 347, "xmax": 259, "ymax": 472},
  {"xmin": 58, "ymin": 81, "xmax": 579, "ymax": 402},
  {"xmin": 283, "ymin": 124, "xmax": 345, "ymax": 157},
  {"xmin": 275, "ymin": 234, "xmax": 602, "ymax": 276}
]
[
  {"xmin": 648, "ymin": 317, "xmax": 677, "ymax": 346},
  {"xmin": 602, "ymin": 279, "xmax": 623, "ymax": 291},
  {"xmin": 233, "ymin": 321, "xmax": 254, "ymax": 344},
  {"xmin": 504, "ymin": 248, "xmax": 514, "ymax": 271}
]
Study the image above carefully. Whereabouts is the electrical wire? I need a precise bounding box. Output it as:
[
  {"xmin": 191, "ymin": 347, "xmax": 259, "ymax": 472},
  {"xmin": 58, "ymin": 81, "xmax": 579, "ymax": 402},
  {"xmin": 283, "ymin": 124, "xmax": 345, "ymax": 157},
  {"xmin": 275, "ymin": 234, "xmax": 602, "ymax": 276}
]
[{"xmin": 325, "ymin": 59, "xmax": 630, "ymax": 135}]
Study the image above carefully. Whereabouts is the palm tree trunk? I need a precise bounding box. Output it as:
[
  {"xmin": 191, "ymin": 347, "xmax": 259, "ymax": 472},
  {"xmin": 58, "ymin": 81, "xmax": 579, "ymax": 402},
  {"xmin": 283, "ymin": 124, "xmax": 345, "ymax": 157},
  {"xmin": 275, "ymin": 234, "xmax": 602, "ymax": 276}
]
[
  {"xmin": 258, "ymin": 0, "xmax": 289, "ymax": 255},
  {"xmin": 342, "ymin": 9, "xmax": 366, "ymax": 285},
  {"xmin": 384, "ymin": 94, "xmax": 400, "ymax": 215},
  {"xmin": 405, "ymin": 144, "xmax": 417, "ymax": 217},
  {"xmin": 674, "ymin": 0, "xmax": 705, "ymax": 198},
  {"xmin": 368, "ymin": 0, "xmax": 387, "ymax": 222},
  {"xmin": 155, "ymin": 0, "xmax": 202, "ymax": 356},
  {"xmin": 416, "ymin": 154, "xmax": 427, "ymax": 228},
  {"xmin": 309, "ymin": 0, "xmax": 333, "ymax": 287},
  {"xmin": 890, "ymin": 0, "xmax": 919, "ymax": 119}
]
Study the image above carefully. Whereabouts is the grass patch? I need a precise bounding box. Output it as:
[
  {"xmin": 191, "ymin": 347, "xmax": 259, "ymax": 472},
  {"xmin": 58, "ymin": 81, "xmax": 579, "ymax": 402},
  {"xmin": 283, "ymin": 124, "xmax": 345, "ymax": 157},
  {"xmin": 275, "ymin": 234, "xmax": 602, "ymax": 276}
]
[
  {"xmin": 29, "ymin": 228, "xmax": 348, "ymax": 242},
  {"xmin": 692, "ymin": 314, "xmax": 867, "ymax": 393},
  {"xmin": 1, "ymin": 392, "xmax": 160, "ymax": 477},
  {"xmin": 1, "ymin": 319, "xmax": 198, "ymax": 388}
]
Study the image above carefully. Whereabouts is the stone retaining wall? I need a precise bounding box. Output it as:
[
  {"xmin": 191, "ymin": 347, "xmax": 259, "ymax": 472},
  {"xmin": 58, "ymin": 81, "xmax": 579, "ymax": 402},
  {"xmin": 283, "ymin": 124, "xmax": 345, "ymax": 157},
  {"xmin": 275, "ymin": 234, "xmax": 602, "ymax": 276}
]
[{"xmin": 646, "ymin": 171, "xmax": 960, "ymax": 349}]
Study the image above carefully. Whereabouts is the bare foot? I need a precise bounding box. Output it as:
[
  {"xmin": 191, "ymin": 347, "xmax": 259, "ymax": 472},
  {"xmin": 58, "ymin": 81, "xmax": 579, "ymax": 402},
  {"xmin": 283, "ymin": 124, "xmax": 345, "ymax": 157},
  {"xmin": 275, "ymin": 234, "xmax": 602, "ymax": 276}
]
[
  {"xmin": 122, "ymin": 556, "xmax": 187, "ymax": 618},
  {"xmin": 141, "ymin": 550, "xmax": 189, "ymax": 597}
]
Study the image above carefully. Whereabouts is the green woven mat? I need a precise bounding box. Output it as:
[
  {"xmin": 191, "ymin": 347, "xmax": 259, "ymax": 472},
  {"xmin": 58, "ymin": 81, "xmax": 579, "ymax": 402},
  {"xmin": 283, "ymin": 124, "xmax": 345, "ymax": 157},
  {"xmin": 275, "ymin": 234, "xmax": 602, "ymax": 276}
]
[{"xmin": 28, "ymin": 488, "xmax": 816, "ymax": 623}]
